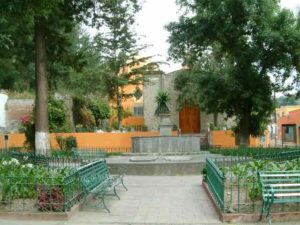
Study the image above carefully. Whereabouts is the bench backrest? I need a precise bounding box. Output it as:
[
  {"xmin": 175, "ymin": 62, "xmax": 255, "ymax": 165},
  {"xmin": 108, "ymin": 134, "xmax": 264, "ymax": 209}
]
[
  {"xmin": 77, "ymin": 160, "xmax": 110, "ymax": 194},
  {"xmin": 259, "ymin": 171, "xmax": 300, "ymax": 200}
]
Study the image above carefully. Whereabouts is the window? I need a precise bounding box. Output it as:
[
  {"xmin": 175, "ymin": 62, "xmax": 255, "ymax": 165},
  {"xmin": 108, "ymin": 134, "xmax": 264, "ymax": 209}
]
[
  {"xmin": 134, "ymin": 88, "xmax": 143, "ymax": 101},
  {"xmin": 283, "ymin": 124, "xmax": 296, "ymax": 142},
  {"xmin": 134, "ymin": 106, "xmax": 144, "ymax": 117}
]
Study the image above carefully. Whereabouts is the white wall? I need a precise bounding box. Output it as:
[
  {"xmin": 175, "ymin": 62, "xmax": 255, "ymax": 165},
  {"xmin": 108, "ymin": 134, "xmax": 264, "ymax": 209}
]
[{"xmin": 0, "ymin": 93, "xmax": 8, "ymax": 128}]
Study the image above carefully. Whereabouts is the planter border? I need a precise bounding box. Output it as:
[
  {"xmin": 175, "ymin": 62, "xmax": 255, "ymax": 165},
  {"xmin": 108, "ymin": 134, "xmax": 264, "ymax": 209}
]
[
  {"xmin": 203, "ymin": 181, "xmax": 300, "ymax": 223},
  {"xmin": 0, "ymin": 203, "xmax": 80, "ymax": 221}
]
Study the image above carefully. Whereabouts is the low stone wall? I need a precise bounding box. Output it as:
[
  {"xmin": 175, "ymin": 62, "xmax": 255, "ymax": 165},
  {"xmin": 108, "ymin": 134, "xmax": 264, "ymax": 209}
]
[
  {"xmin": 108, "ymin": 161, "xmax": 204, "ymax": 175},
  {"xmin": 132, "ymin": 135, "xmax": 201, "ymax": 153}
]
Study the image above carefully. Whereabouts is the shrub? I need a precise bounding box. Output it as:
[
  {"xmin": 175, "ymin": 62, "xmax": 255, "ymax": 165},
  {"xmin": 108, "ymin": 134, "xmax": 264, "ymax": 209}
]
[
  {"xmin": 65, "ymin": 136, "xmax": 77, "ymax": 150},
  {"xmin": 88, "ymin": 100, "xmax": 111, "ymax": 127},
  {"xmin": 79, "ymin": 106, "xmax": 96, "ymax": 131},
  {"xmin": 21, "ymin": 96, "xmax": 71, "ymax": 150},
  {"xmin": 48, "ymin": 96, "xmax": 71, "ymax": 133},
  {"xmin": 155, "ymin": 91, "xmax": 171, "ymax": 116},
  {"xmin": 55, "ymin": 136, "xmax": 77, "ymax": 156},
  {"xmin": 20, "ymin": 115, "xmax": 35, "ymax": 150},
  {"xmin": 0, "ymin": 158, "xmax": 73, "ymax": 202}
]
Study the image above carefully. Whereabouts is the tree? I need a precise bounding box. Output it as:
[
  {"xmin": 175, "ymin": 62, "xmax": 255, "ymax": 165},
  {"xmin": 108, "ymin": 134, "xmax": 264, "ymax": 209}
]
[
  {"xmin": 1, "ymin": 1, "xmax": 141, "ymax": 154},
  {"xmin": 167, "ymin": 0, "xmax": 300, "ymax": 146},
  {"xmin": 94, "ymin": 0, "xmax": 162, "ymax": 129}
]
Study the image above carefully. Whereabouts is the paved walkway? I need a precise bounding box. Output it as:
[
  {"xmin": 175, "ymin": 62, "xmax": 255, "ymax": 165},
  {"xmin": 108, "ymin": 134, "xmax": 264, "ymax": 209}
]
[{"xmin": 0, "ymin": 176, "xmax": 298, "ymax": 225}]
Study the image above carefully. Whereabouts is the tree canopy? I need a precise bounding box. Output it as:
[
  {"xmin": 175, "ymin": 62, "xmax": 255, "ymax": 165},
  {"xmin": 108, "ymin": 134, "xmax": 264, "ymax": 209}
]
[
  {"xmin": 0, "ymin": 0, "xmax": 148, "ymax": 154},
  {"xmin": 167, "ymin": 0, "xmax": 300, "ymax": 146}
]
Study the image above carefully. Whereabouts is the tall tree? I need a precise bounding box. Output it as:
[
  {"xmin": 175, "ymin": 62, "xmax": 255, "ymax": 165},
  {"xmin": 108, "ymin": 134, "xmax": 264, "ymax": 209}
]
[
  {"xmin": 94, "ymin": 0, "xmax": 161, "ymax": 129},
  {"xmin": 167, "ymin": 0, "xmax": 300, "ymax": 146},
  {"xmin": 1, "ymin": 0, "xmax": 139, "ymax": 154}
]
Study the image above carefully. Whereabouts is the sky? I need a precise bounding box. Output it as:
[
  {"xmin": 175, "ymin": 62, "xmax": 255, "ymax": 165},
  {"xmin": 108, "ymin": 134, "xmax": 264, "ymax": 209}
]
[{"xmin": 135, "ymin": 0, "xmax": 300, "ymax": 73}]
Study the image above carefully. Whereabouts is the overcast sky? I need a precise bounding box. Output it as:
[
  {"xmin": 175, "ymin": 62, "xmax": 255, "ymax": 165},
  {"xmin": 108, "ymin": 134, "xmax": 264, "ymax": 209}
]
[{"xmin": 135, "ymin": 0, "xmax": 300, "ymax": 73}]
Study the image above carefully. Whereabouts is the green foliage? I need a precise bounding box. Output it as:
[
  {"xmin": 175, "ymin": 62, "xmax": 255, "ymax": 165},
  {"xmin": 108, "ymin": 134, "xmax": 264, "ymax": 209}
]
[
  {"xmin": 277, "ymin": 94, "xmax": 300, "ymax": 106},
  {"xmin": 21, "ymin": 96, "xmax": 71, "ymax": 150},
  {"xmin": 56, "ymin": 136, "xmax": 77, "ymax": 151},
  {"xmin": 0, "ymin": 157, "xmax": 73, "ymax": 201},
  {"xmin": 174, "ymin": 70, "xmax": 200, "ymax": 108},
  {"xmin": 79, "ymin": 106, "xmax": 96, "ymax": 131},
  {"xmin": 65, "ymin": 136, "xmax": 77, "ymax": 150},
  {"xmin": 209, "ymin": 147, "xmax": 299, "ymax": 157},
  {"xmin": 93, "ymin": 0, "xmax": 162, "ymax": 129},
  {"xmin": 155, "ymin": 91, "xmax": 171, "ymax": 116},
  {"xmin": 48, "ymin": 96, "xmax": 71, "ymax": 133},
  {"xmin": 21, "ymin": 116, "xmax": 35, "ymax": 151},
  {"xmin": 224, "ymin": 157, "xmax": 300, "ymax": 200},
  {"xmin": 141, "ymin": 125, "xmax": 148, "ymax": 131},
  {"xmin": 88, "ymin": 100, "xmax": 111, "ymax": 127},
  {"xmin": 167, "ymin": 0, "xmax": 300, "ymax": 145},
  {"xmin": 73, "ymin": 96, "xmax": 111, "ymax": 131},
  {"xmin": 55, "ymin": 136, "xmax": 77, "ymax": 157}
]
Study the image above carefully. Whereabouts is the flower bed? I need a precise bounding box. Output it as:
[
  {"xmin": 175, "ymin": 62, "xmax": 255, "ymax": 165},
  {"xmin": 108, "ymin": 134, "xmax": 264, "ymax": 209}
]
[
  {"xmin": 0, "ymin": 157, "xmax": 81, "ymax": 212},
  {"xmin": 206, "ymin": 155, "xmax": 300, "ymax": 214}
]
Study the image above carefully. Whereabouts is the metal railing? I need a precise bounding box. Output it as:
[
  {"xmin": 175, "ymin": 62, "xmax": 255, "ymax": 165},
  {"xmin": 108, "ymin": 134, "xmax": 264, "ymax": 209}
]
[
  {"xmin": 205, "ymin": 149, "xmax": 300, "ymax": 214},
  {"xmin": 3, "ymin": 151, "xmax": 86, "ymax": 168},
  {"xmin": 206, "ymin": 158, "xmax": 225, "ymax": 211},
  {"xmin": 0, "ymin": 171, "xmax": 81, "ymax": 212}
]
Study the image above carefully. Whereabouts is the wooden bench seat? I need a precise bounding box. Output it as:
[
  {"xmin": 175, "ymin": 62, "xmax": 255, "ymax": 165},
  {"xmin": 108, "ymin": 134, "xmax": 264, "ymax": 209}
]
[
  {"xmin": 77, "ymin": 160, "xmax": 127, "ymax": 212},
  {"xmin": 259, "ymin": 171, "xmax": 300, "ymax": 225}
]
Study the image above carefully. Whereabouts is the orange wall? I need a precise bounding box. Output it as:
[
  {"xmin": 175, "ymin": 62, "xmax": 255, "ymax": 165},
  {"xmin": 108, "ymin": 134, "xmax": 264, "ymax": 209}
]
[
  {"xmin": 122, "ymin": 117, "xmax": 144, "ymax": 126},
  {"xmin": 210, "ymin": 130, "xmax": 269, "ymax": 147},
  {"xmin": 0, "ymin": 132, "xmax": 165, "ymax": 152},
  {"xmin": 0, "ymin": 133, "xmax": 26, "ymax": 148},
  {"xmin": 1, "ymin": 130, "xmax": 269, "ymax": 151}
]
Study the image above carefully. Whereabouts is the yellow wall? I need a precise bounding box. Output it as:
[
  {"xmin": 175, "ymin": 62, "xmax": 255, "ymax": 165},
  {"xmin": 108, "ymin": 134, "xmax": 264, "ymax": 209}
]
[{"xmin": 276, "ymin": 105, "xmax": 300, "ymax": 119}]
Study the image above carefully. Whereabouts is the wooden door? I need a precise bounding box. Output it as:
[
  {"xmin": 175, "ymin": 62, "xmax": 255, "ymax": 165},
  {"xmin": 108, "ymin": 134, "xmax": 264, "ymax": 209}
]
[{"xmin": 179, "ymin": 106, "xmax": 200, "ymax": 134}]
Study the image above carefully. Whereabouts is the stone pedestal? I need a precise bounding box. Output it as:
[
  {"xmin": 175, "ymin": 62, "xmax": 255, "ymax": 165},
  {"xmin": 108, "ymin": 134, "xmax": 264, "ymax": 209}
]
[
  {"xmin": 159, "ymin": 114, "xmax": 172, "ymax": 136},
  {"xmin": 132, "ymin": 135, "xmax": 201, "ymax": 153}
]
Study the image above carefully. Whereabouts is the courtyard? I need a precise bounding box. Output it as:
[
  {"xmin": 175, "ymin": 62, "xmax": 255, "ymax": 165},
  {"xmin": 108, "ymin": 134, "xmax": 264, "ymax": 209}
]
[{"xmin": 0, "ymin": 175, "xmax": 297, "ymax": 225}]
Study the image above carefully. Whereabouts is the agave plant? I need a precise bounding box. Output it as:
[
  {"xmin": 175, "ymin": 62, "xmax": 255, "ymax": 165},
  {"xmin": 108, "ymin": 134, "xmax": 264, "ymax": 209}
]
[{"xmin": 154, "ymin": 91, "xmax": 171, "ymax": 116}]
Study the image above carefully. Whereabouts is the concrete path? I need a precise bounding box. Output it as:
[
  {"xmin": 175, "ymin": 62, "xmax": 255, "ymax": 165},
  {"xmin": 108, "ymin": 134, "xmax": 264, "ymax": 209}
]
[{"xmin": 0, "ymin": 176, "xmax": 298, "ymax": 225}]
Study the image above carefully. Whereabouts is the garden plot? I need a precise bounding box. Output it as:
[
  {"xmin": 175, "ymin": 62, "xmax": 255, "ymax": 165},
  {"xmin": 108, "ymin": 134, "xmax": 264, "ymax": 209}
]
[
  {"xmin": 0, "ymin": 157, "xmax": 80, "ymax": 212},
  {"xmin": 222, "ymin": 159, "xmax": 300, "ymax": 214}
]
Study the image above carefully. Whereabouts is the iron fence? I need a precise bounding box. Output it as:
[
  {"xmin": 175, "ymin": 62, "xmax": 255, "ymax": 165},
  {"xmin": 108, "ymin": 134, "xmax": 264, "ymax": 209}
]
[
  {"xmin": 0, "ymin": 172, "xmax": 81, "ymax": 212},
  {"xmin": 206, "ymin": 158, "xmax": 225, "ymax": 211},
  {"xmin": 205, "ymin": 149, "xmax": 300, "ymax": 214},
  {"xmin": 3, "ymin": 151, "xmax": 86, "ymax": 169}
]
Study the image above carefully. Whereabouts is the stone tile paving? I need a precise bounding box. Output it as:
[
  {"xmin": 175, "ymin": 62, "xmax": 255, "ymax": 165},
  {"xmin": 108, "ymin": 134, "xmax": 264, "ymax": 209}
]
[{"xmin": 0, "ymin": 176, "xmax": 298, "ymax": 225}]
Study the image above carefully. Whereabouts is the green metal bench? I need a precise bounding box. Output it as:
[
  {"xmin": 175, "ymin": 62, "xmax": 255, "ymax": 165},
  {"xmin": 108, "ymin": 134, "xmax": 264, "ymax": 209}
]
[
  {"xmin": 259, "ymin": 171, "xmax": 300, "ymax": 224},
  {"xmin": 77, "ymin": 160, "xmax": 127, "ymax": 212}
]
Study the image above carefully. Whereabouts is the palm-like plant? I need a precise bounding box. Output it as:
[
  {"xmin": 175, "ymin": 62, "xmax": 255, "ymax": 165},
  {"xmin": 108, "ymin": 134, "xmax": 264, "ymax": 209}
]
[{"xmin": 155, "ymin": 91, "xmax": 171, "ymax": 116}]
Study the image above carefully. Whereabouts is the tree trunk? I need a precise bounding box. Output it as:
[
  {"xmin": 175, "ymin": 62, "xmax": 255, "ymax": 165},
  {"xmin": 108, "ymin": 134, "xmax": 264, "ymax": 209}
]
[
  {"xmin": 238, "ymin": 110, "xmax": 251, "ymax": 147},
  {"xmin": 116, "ymin": 90, "xmax": 123, "ymax": 130},
  {"xmin": 213, "ymin": 112, "xmax": 218, "ymax": 127},
  {"xmin": 34, "ymin": 20, "xmax": 50, "ymax": 156}
]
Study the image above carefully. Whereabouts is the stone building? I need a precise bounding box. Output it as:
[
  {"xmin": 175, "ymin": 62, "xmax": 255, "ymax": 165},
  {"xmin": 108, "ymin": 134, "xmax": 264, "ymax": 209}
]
[{"xmin": 143, "ymin": 70, "xmax": 235, "ymax": 133}]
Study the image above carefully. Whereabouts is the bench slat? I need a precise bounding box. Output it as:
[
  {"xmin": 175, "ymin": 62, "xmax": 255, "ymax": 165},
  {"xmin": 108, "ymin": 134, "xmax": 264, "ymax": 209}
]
[
  {"xmin": 264, "ymin": 193, "xmax": 300, "ymax": 197},
  {"xmin": 260, "ymin": 173, "xmax": 300, "ymax": 177},
  {"xmin": 270, "ymin": 183, "xmax": 300, "ymax": 187}
]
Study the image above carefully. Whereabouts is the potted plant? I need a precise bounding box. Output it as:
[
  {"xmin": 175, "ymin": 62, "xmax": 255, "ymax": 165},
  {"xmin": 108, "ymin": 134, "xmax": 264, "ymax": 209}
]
[{"xmin": 154, "ymin": 91, "xmax": 171, "ymax": 116}]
